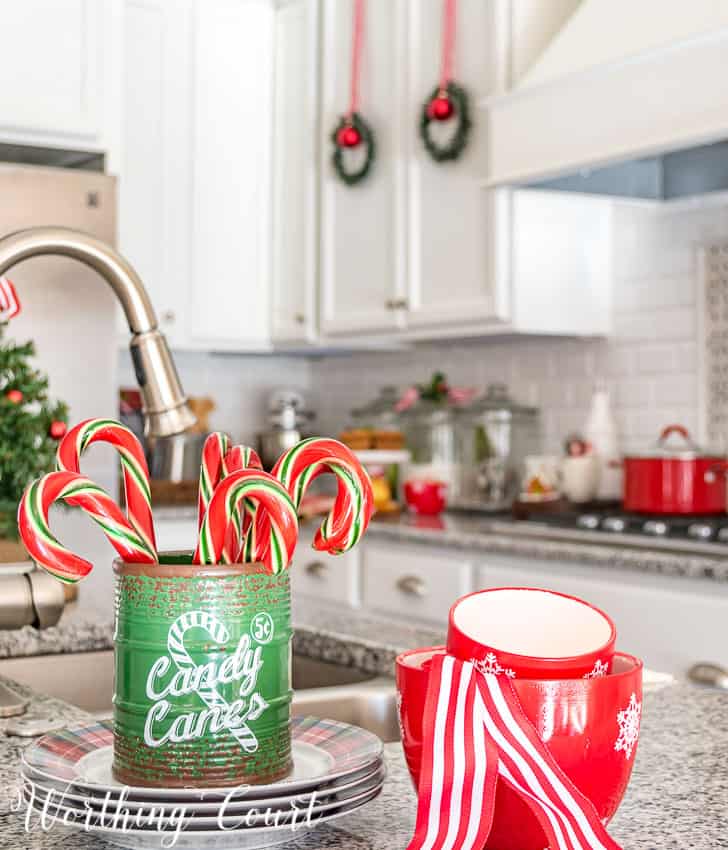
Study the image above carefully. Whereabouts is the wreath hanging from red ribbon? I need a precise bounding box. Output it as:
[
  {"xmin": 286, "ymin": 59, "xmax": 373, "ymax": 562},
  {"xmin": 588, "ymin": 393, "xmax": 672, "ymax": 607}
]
[
  {"xmin": 420, "ymin": 0, "xmax": 472, "ymax": 163},
  {"xmin": 331, "ymin": 0, "xmax": 376, "ymax": 186}
]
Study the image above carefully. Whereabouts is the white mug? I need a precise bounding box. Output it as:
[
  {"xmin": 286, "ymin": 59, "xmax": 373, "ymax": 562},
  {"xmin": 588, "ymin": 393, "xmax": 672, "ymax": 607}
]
[{"xmin": 561, "ymin": 455, "xmax": 601, "ymax": 504}]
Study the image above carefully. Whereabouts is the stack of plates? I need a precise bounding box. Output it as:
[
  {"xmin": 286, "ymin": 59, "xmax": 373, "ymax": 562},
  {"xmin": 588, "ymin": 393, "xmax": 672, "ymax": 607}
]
[{"xmin": 20, "ymin": 716, "xmax": 384, "ymax": 850}]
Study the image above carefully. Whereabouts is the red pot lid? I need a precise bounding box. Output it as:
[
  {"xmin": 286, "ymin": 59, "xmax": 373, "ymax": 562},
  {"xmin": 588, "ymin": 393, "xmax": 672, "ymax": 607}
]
[{"xmin": 632, "ymin": 424, "xmax": 714, "ymax": 460}]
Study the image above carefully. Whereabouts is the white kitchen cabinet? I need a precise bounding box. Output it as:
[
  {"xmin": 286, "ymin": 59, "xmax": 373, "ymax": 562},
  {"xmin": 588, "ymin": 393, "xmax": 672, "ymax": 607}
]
[
  {"xmin": 319, "ymin": 0, "xmax": 407, "ymax": 336},
  {"xmin": 118, "ymin": 0, "xmax": 193, "ymax": 349},
  {"xmin": 0, "ymin": 1, "xmax": 106, "ymax": 147},
  {"xmin": 271, "ymin": 0, "xmax": 319, "ymax": 344},
  {"xmin": 403, "ymin": 0, "xmax": 509, "ymax": 329},
  {"xmin": 290, "ymin": 525, "xmax": 361, "ymax": 606},
  {"xmin": 187, "ymin": 0, "xmax": 274, "ymax": 349},
  {"xmin": 362, "ymin": 539, "xmax": 473, "ymax": 624},
  {"xmin": 474, "ymin": 557, "xmax": 728, "ymax": 677}
]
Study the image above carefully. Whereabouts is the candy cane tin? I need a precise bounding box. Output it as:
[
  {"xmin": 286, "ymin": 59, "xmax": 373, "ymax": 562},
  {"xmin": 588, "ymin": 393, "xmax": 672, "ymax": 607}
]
[{"xmin": 113, "ymin": 555, "xmax": 292, "ymax": 788}]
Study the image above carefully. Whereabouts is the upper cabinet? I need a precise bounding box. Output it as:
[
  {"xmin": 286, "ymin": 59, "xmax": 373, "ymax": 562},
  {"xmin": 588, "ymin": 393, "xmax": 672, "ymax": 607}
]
[
  {"xmin": 271, "ymin": 0, "xmax": 319, "ymax": 344},
  {"xmin": 0, "ymin": 1, "xmax": 107, "ymax": 148},
  {"xmin": 119, "ymin": 0, "xmax": 275, "ymax": 351},
  {"xmin": 319, "ymin": 0, "xmax": 407, "ymax": 336},
  {"xmin": 318, "ymin": 0, "xmax": 612, "ymax": 341}
]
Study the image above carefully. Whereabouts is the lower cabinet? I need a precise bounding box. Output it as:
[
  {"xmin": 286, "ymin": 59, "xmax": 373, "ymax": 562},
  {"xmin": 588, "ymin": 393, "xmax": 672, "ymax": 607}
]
[
  {"xmin": 361, "ymin": 540, "xmax": 473, "ymax": 624},
  {"xmin": 291, "ymin": 526, "xmax": 362, "ymax": 607},
  {"xmin": 474, "ymin": 557, "xmax": 728, "ymax": 677}
]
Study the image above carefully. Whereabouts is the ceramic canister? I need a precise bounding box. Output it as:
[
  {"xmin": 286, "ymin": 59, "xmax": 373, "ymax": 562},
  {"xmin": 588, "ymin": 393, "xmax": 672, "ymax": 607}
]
[{"xmin": 113, "ymin": 555, "xmax": 292, "ymax": 788}]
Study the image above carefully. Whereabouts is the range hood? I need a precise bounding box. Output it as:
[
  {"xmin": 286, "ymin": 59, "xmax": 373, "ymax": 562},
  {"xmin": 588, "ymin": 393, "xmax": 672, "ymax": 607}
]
[{"xmin": 486, "ymin": 0, "xmax": 728, "ymax": 200}]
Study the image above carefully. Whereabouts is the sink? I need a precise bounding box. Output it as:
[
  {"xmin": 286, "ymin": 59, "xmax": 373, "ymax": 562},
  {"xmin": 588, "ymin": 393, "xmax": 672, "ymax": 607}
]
[{"xmin": 0, "ymin": 651, "xmax": 400, "ymax": 743}]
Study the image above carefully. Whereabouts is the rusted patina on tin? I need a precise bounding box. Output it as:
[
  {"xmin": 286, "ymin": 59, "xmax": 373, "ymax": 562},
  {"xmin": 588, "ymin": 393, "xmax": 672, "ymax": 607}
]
[{"xmin": 113, "ymin": 554, "xmax": 292, "ymax": 788}]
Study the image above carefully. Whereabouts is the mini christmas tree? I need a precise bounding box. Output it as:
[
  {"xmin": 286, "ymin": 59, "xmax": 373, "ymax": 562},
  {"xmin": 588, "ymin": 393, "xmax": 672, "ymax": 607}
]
[{"xmin": 0, "ymin": 323, "xmax": 67, "ymax": 538}]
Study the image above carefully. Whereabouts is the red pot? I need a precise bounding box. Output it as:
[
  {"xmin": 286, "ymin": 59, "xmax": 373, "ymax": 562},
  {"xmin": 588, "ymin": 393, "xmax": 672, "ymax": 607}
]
[
  {"xmin": 447, "ymin": 587, "xmax": 616, "ymax": 680},
  {"xmin": 623, "ymin": 424, "xmax": 726, "ymax": 514},
  {"xmin": 396, "ymin": 646, "xmax": 643, "ymax": 850}
]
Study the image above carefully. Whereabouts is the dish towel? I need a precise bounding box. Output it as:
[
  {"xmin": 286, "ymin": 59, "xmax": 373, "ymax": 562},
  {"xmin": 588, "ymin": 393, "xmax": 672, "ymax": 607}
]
[{"xmin": 406, "ymin": 655, "xmax": 623, "ymax": 850}]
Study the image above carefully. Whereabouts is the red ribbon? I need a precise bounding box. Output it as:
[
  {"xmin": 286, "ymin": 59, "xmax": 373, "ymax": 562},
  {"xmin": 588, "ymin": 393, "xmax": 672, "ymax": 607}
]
[
  {"xmin": 406, "ymin": 655, "xmax": 624, "ymax": 850},
  {"xmin": 347, "ymin": 0, "xmax": 365, "ymax": 119},
  {"xmin": 439, "ymin": 0, "xmax": 457, "ymax": 92},
  {"xmin": 0, "ymin": 277, "xmax": 21, "ymax": 321}
]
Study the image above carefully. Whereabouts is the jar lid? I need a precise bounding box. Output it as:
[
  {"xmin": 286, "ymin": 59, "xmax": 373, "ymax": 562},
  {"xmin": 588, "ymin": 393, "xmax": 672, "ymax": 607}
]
[{"xmin": 461, "ymin": 383, "xmax": 538, "ymax": 417}]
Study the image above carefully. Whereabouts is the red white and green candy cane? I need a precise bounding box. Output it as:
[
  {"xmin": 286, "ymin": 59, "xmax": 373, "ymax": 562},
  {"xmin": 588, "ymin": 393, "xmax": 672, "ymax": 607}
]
[
  {"xmin": 18, "ymin": 470, "xmax": 157, "ymax": 584},
  {"xmin": 271, "ymin": 437, "xmax": 374, "ymax": 556},
  {"xmin": 221, "ymin": 444, "xmax": 263, "ymax": 563},
  {"xmin": 197, "ymin": 432, "xmax": 231, "ymax": 530},
  {"xmin": 194, "ymin": 469, "xmax": 298, "ymax": 574},
  {"xmin": 56, "ymin": 418, "xmax": 157, "ymax": 557}
]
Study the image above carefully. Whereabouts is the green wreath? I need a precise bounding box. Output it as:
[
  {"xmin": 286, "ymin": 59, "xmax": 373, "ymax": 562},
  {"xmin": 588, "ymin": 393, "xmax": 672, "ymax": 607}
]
[
  {"xmin": 331, "ymin": 112, "xmax": 376, "ymax": 186},
  {"xmin": 420, "ymin": 82, "xmax": 472, "ymax": 163}
]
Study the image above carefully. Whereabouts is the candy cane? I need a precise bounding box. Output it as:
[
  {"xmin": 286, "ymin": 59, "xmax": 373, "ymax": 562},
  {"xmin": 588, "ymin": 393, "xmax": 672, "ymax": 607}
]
[
  {"xmin": 167, "ymin": 611, "xmax": 266, "ymax": 753},
  {"xmin": 270, "ymin": 437, "xmax": 374, "ymax": 557},
  {"xmin": 0, "ymin": 277, "xmax": 21, "ymax": 321},
  {"xmin": 18, "ymin": 471, "xmax": 157, "ymax": 584},
  {"xmin": 222, "ymin": 445, "xmax": 262, "ymax": 563},
  {"xmin": 56, "ymin": 418, "xmax": 157, "ymax": 557},
  {"xmin": 194, "ymin": 469, "xmax": 298, "ymax": 573},
  {"xmin": 198, "ymin": 432, "xmax": 231, "ymax": 530}
]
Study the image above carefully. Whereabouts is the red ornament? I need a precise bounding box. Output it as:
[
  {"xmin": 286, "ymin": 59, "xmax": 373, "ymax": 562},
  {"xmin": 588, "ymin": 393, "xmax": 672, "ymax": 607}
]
[
  {"xmin": 5, "ymin": 389, "xmax": 23, "ymax": 404},
  {"xmin": 428, "ymin": 95, "xmax": 454, "ymax": 121},
  {"xmin": 49, "ymin": 420, "xmax": 67, "ymax": 440},
  {"xmin": 337, "ymin": 125, "xmax": 362, "ymax": 148}
]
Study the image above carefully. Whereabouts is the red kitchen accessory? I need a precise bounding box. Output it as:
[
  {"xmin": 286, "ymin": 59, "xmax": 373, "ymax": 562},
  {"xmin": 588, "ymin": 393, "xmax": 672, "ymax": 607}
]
[
  {"xmin": 623, "ymin": 424, "xmax": 726, "ymax": 515},
  {"xmin": 396, "ymin": 646, "xmax": 642, "ymax": 850},
  {"xmin": 447, "ymin": 587, "xmax": 616, "ymax": 680},
  {"xmin": 404, "ymin": 479, "xmax": 447, "ymax": 515}
]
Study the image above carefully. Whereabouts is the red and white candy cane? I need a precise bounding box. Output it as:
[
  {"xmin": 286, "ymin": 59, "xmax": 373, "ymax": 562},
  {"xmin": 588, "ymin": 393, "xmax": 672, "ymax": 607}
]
[
  {"xmin": 194, "ymin": 469, "xmax": 298, "ymax": 574},
  {"xmin": 56, "ymin": 418, "xmax": 157, "ymax": 557},
  {"xmin": 221, "ymin": 444, "xmax": 263, "ymax": 563},
  {"xmin": 270, "ymin": 437, "xmax": 374, "ymax": 557},
  {"xmin": 0, "ymin": 277, "xmax": 21, "ymax": 321},
  {"xmin": 197, "ymin": 432, "xmax": 231, "ymax": 530},
  {"xmin": 18, "ymin": 471, "xmax": 157, "ymax": 584},
  {"xmin": 406, "ymin": 655, "xmax": 623, "ymax": 850}
]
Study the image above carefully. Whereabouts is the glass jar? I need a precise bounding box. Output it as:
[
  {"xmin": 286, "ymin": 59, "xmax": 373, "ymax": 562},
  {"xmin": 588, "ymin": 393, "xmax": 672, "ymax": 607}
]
[
  {"xmin": 350, "ymin": 386, "xmax": 402, "ymax": 433},
  {"xmin": 399, "ymin": 400, "xmax": 457, "ymax": 489},
  {"xmin": 454, "ymin": 384, "xmax": 541, "ymax": 509}
]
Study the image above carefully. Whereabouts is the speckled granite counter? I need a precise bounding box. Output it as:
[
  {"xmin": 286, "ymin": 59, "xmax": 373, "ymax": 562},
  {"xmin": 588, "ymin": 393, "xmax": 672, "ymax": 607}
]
[
  {"xmin": 0, "ymin": 598, "xmax": 444, "ymax": 680},
  {"xmin": 0, "ymin": 674, "xmax": 725, "ymax": 848},
  {"xmin": 366, "ymin": 512, "xmax": 728, "ymax": 582}
]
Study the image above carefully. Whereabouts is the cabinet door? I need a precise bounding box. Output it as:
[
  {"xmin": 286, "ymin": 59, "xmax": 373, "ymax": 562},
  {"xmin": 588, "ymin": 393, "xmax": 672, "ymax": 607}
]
[
  {"xmin": 119, "ymin": 0, "xmax": 193, "ymax": 349},
  {"xmin": 271, "ymin": 0, "xmax": 319, "ymax": 344},
  {"xmin": 319, "ymin": 0, "xmax": 406, "ymax": 335},
  {"xmin": 0, "ymin": 0, "xmax": 102, "ymax": 144},
  {"xmin": 187, "ymin": 0, "xmax": 274, "ymax": 349},
  {"xmin": 404, "ymin": 0, "xmax": 510, "ymax": 328}
]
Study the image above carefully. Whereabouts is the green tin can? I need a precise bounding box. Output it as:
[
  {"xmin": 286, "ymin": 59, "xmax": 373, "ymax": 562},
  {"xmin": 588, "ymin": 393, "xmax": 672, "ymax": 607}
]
[{"xmin": 113, "ymin": 554, "xmax": 292, "ymax": 788}]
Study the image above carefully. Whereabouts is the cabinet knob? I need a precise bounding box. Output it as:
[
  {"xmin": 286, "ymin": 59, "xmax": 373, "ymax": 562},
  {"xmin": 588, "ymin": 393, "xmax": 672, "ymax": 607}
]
[
  {"xmin": 305, "ymin": 560, "xmax": 328, "ymax": 578},
  {"xmin": 161, "ymin": 310, "xmax": 176, "ymax": 324},
  {"xmin": 396, "ymin": 574, "xmax": 428, "ymax": 598},
  {"xmin": 294, "ymin": 312, "xmax": 306, "ymax": 325}
]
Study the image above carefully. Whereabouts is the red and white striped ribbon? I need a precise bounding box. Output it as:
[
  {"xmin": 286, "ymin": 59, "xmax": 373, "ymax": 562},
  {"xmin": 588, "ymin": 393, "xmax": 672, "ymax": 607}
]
[
  {"xmin": 406, "ymin": 655, "xmax": 623, "ymax": 850},
  {"xmin": 0, "ymin": 277, "xmax": 21, "ymax": 321}
]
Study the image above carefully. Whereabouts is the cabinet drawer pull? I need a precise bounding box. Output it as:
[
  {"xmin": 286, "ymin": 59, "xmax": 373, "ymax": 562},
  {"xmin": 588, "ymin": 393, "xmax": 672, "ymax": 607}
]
[
  {"xmin": 161, "ymin": 310, "xmax": 176, "ymax": 324},
  {"xmin": 396, "ymin": 575, "xmax": 428, "ymax": 598},
  {"xmin": 385, "ymin": 297, "xmax": 409, "ymax": 311},
  {"xmin": 305, "ymin": 560, "xmax": 328, "ymax": 578}
]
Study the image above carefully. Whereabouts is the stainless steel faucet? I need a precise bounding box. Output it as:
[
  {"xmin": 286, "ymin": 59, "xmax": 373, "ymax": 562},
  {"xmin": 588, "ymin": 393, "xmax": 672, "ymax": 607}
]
[{"xmin": 0, "ymin": 227, "xmax": 196, "ymax": 437}]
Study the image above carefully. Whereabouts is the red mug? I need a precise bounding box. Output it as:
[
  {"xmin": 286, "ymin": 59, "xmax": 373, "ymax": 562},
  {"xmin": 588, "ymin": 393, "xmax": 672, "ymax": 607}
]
[
  {"xmin": 447, "ymin": 586, "xmax": 616, "ymax": 679},
  {"xmin": 404, "ymin": 479, "xmax": 447, "ymax": 515},
  {"xmin": 395, "ymin": 646, "xmax": 643, "ymax": 850}
]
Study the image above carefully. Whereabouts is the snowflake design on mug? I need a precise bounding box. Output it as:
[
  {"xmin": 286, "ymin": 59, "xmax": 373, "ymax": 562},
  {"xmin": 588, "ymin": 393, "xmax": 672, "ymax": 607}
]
[
  {"xmin": 614, "ymin": 692, "xmax": 641, "ymax": 759},
  {"xmin": 583, "ymin": 659, "xmax": 609, "ymax": 679},
  {"xmin": 472, "ymin": 653, "xmax": 516, "ymax": 679}
]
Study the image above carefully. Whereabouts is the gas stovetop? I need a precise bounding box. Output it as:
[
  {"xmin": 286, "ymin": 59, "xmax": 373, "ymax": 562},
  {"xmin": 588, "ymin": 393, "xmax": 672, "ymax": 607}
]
[{"xmin": 487, "ymin": 510, "xmax": 728, "ymax": 556}]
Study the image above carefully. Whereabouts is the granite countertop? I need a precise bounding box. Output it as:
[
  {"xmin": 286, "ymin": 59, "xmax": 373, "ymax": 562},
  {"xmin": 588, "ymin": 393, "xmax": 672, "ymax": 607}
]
[
  {"xmin": 154, "ymin": 505, "xmax": 728, "ymax": 582},
  {"xmin": 0, "ymin": 671, "xmax": 726, "ymax": 848},
  {"xmin": 365, "ymin": 512, "xmax": 728, "ymax": 582},
  {"xmin": 0, "ymin": 598, "xmax": 445, "ymax": 679}
]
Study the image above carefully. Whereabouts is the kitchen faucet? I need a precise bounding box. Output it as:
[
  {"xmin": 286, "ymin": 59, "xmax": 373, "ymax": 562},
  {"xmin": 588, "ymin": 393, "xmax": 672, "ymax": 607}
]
[{"xmin": 0, "ymin": 227, "xmax": 196, "ymax": 437}]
